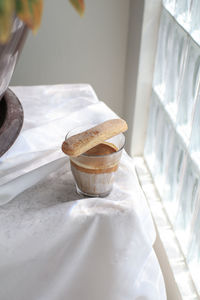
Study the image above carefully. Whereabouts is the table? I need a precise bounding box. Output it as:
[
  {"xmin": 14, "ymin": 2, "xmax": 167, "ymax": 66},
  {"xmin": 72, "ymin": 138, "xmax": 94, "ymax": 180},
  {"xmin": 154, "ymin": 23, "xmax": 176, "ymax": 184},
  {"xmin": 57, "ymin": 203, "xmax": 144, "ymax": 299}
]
[{"xmin": 0, "ymin": 84, "xmax": 166, "ymax": 300}]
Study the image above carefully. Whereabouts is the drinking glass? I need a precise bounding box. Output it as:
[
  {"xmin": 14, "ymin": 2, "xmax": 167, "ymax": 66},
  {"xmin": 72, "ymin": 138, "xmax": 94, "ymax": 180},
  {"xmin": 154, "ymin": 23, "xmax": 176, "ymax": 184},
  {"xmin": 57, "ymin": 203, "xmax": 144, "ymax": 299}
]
[{"xmin": 66, "ymin": 126, "xmax": 125, "ymax": 197}]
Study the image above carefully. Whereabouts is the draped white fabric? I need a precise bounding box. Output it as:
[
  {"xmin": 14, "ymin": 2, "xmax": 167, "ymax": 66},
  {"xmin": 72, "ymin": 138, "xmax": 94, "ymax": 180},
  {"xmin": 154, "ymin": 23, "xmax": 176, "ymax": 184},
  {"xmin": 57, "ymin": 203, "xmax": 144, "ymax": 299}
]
[{"xmin": 0, "ymin": 85, "xmax": 166, "ymax": 300}]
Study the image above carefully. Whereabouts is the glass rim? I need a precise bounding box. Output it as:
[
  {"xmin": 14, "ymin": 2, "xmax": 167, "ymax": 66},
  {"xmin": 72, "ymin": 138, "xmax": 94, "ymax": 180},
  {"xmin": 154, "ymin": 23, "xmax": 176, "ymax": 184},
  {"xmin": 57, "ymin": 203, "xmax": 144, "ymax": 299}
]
[{"xmin": 65, "ymin": 126, "xmax": 125, "ymax": 158}]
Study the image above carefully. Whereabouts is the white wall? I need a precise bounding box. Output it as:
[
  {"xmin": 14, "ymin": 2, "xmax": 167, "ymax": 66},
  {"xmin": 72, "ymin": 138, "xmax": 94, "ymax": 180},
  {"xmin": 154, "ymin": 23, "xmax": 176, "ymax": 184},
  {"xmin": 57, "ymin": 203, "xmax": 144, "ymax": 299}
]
[{"xmin": 11, "ymin": 0, "xmax": 130, "ymax": 117}]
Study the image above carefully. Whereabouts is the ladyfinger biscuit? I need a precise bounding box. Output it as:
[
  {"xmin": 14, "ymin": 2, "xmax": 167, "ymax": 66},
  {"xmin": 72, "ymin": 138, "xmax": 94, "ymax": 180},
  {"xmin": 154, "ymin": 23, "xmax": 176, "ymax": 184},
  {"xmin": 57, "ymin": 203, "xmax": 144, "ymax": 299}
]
[{"xmin": 62, "ymin": 119, "xmax": 128, "ymax": 157}]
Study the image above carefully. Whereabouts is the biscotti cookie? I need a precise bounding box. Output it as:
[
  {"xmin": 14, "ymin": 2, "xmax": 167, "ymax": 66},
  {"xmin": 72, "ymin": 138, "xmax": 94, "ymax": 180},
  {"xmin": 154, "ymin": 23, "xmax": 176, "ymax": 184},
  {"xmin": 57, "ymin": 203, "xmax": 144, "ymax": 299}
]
[{"xmin": 62, "ymin": 119, "xmax": 128, "ymax": 157}]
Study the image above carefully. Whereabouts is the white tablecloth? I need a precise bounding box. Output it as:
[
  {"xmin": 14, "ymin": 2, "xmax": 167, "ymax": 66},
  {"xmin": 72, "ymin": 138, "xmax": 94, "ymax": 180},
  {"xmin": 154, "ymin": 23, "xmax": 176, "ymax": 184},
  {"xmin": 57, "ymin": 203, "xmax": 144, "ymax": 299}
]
[{"xmin": 0, "ymin": 84, "xmax": 166, "ymax": 300}]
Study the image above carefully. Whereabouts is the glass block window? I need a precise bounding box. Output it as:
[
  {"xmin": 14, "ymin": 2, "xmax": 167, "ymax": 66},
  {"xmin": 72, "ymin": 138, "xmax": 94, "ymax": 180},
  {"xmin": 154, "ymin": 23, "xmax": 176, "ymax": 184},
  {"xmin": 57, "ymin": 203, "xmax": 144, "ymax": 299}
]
[{"xmin": 144, "ymin": 1, "xmax": 200, "ymax": 294}]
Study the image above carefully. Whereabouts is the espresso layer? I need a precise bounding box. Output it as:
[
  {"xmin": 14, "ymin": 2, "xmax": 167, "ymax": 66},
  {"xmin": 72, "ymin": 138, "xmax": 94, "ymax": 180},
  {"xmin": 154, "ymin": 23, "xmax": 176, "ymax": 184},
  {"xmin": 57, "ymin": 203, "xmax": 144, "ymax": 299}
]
[
  {"xmin": 71, "ymin": 142, "xmax": 119, "ymax": 174},
  {"xmin": 84, "ymin": 142, "xmax": 118, "ymax": 156}
]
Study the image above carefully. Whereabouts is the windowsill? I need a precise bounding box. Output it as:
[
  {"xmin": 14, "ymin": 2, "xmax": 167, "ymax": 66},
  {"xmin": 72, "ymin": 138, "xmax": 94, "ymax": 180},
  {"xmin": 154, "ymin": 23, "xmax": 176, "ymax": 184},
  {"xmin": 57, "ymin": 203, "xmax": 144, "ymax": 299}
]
[{"xmin": 134, "ymin": 156, "xmax": 199, "ymax": 299}]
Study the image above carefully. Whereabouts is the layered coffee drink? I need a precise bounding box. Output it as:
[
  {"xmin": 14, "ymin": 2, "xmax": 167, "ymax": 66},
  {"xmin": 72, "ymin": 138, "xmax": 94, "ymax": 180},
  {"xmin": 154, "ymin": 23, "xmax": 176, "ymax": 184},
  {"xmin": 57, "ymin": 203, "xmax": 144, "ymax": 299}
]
[
  {"xmin": 62, "ymin": 120, "xmax": 127, "ymax": 197},
  {"xmin": 70, "ymin": 141, "xmax": 122, "ymax": 197}
]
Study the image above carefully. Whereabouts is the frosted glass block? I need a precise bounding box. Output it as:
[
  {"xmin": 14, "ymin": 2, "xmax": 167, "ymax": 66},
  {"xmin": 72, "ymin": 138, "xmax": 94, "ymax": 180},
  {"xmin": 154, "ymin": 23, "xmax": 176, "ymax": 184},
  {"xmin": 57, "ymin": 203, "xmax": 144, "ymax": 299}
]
[
  {"xmin": 186, "ymin": 197, "xmax": 200, "ymax": 295},
  {"xmin": 175, "ymin": 0, "xmax": 192, "ymax": 31},
  {"xmin": 144, "ymin": 91, "xmax": 173, "ymax": 193},
  {"xmin": 176, "ymin": 39, "xmax": 200, "ymax": 143},
  {"xmin": 162, "ymin": 135, "xmax": 186, "ymax": 223},
  {"xmin": 163, "ymin": 0, "xmax": 177, "ymax": 15},
  {"xmin": 190, "ymin": 0, "xmax": 200, "ymax": 45},
  {"xmin": 153, "ymin": 10, "xmax": 173, "ymax": 100},
  {"xmin": 144, "ymin": 92, "xmax": 162, "ymax": 174},
  {"xmin": 174, "ymin": 157, "xmax": 199, "ymax": 255},
  {"xmin": 164, "ymin": 22, "xmax": 188, "ymax": 121},
  {"xmin": 187, "ymin": 210, "xmax": 200, "ymax": 263},
  {"xmin": 189, "ymin": 89, "xmax": 200, "ymax": 164},
  {"xmin": 153, "ymin": 114, "xmax": 173, "ymax": 197}
]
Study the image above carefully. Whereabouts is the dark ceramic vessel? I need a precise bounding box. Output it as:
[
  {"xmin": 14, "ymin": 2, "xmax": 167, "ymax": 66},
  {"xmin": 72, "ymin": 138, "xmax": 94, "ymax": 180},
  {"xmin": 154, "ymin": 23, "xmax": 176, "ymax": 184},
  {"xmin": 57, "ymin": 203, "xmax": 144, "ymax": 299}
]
[
  {"xmin": 0, "ymin": 17, "xmax": 28, "ymax": 157},
  {"xmin": 0, "ymin": 17, "xmax": 28, "ymax": 101},
  {"xmin": 0, "ymin": 89, "xmax": 23, "ymax": 157}
]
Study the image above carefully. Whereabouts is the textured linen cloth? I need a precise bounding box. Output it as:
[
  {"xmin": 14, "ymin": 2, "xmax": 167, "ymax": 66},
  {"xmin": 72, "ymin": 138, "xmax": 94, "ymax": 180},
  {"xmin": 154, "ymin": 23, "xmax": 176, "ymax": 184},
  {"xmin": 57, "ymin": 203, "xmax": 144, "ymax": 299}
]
[{"xmin": 0, "ymin": 84, "xmax": 166, "ymax": 300}]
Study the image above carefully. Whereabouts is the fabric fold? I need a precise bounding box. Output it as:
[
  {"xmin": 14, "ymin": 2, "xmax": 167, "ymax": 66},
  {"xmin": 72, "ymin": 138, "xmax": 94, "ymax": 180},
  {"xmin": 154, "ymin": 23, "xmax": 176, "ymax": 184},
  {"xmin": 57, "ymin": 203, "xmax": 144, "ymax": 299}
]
[{"xmin": 0, "ymin": 84, "xmax": 166, "ymax": 300}]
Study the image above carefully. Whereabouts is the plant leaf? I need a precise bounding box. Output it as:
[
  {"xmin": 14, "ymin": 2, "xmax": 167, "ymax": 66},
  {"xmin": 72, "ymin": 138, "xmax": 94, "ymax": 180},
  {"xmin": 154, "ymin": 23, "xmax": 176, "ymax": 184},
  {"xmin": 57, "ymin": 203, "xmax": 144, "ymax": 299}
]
[
  {"xmin": 69, "ymin": 0, "xmax": 85, "ymax": 16},
  {"xmin": 0, "ymin": 0, "xmax": 84, "ymax": 44},
  {"xmin": 16, "ymin": 0, "xmax": 43, "ymax": 32},
  {"xmin": 0, "ymin": 0, "xmax": 14, "ymax": 44}
]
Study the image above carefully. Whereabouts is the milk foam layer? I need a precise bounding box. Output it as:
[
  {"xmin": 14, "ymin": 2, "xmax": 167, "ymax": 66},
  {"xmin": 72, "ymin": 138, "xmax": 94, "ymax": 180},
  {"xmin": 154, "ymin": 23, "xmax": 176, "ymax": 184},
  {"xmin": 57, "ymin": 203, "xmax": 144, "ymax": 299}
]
[{"xmin": 70, "ymin": 143, "xmax": 121, "ymax": 196}]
